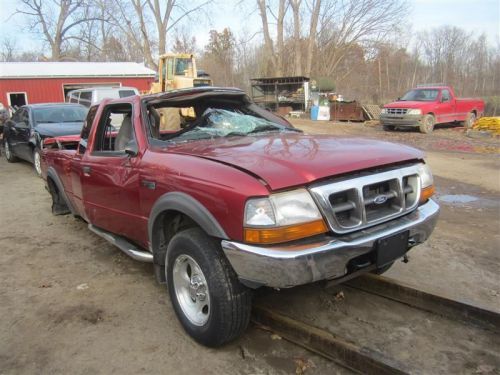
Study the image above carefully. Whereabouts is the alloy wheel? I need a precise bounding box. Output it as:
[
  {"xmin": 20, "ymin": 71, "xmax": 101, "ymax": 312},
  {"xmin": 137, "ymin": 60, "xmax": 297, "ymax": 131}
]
[{"xmin": 172, "ymin": 254, "xmax": 210, "ymax": 326}]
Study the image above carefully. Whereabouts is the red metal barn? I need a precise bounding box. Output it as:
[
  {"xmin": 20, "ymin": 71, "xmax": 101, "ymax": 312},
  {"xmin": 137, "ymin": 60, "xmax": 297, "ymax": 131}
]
[{"xmin": 0, "ymin": 62, "xmax": 155, "ymax": 108}]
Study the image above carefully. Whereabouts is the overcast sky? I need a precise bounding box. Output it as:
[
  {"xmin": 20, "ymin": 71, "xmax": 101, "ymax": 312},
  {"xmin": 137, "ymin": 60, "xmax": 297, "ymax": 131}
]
[{"xmin": 1, "ymin": 0, "xmax": 499, "ymax": 55}]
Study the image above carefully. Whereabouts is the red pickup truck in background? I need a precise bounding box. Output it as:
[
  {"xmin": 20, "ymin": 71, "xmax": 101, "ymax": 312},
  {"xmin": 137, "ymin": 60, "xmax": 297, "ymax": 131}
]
[
  {"xmin": 41, "ymin": 87, "xmax": 439, "ymax": 347},
  {"xmin": 380, "ymin": 85, "xmax": 485, "ymax": 133}
]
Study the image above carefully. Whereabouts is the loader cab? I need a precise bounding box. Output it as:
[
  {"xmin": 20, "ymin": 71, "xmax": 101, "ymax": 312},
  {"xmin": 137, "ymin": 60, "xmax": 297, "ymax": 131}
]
[{"xmin": 156, "ymin": 53, "xmax": 212, "ymax": 93}]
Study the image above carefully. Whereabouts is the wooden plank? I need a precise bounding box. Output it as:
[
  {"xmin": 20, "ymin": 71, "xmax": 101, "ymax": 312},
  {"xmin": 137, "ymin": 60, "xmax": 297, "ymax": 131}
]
[
  {"xmin": 252, "ymin": 305, "xmax": 410, "ymax": 375},
  {"xmin": 346, "ymin": 274, "xmax": 500, "ymax": 332}
]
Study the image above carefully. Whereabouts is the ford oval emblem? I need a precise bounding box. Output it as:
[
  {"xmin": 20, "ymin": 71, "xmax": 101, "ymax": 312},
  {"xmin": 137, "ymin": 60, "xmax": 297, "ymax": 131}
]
[{"xmin": 374, "ymin": 194, "xmax": 388, "ymax": 205}]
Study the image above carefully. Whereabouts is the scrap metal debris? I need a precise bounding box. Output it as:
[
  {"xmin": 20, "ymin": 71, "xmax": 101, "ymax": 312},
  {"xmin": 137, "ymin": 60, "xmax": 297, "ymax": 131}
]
[
  {"xmin": 294, "ymin": 358, "xmax": 315, "ymax": 375},
  {"xmin": 472, "ymin": 117, "xmax": 500, "ymax": 136}
]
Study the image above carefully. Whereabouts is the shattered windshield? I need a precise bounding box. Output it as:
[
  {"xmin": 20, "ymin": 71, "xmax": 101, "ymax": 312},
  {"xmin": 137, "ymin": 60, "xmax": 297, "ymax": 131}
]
[{"xmin": 166, "ymin": 108, "xmax": 299, "ymax": 143}]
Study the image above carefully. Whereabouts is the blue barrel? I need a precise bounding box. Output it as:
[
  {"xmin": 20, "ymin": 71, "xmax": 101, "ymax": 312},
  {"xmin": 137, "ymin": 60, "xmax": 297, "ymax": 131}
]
[{"xmin": 310, "ymin": 105, "xmax": 319, "ymax": 120}]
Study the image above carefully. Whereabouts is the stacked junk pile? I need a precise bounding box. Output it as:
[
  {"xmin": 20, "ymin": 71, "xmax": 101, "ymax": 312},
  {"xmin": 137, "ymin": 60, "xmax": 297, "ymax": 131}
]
[
  {"xmin": 249, "ymin": 75, "xmax": 381, "ymax": 123},
  {"xmin": 310, "ymin": 93, "xmax": 381, "ymax": 122}
]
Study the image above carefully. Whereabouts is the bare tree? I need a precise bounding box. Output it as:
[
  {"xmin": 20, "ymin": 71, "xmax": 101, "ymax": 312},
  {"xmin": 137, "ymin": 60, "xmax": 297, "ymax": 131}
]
[
  {"xmin": 202, "ymin": 28, "xmax": 236, "ymax": 86},
  {"xmin": 16, "ymin": 0, "xmax": 104, "ymax": 61},
  {"xmin": 107, "ymin": 0, "xmax": 211, "ymax": 69},
  {"xmin": 0, "ymin": 38, "xmax": 17, "ymax": 62}
]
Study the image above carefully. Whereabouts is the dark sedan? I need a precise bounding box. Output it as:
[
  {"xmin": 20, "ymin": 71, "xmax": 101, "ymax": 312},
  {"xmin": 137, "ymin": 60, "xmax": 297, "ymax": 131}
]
[{"xmin": 3, "ymin": 103, "xmax": 87, "ymax": 176}]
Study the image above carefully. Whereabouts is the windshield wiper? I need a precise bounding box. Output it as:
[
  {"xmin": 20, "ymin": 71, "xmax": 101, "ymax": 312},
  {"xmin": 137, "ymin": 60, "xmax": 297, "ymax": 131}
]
[{"xmin": 249, "ymin": 124, "xmax": 302, "ymax": 134}]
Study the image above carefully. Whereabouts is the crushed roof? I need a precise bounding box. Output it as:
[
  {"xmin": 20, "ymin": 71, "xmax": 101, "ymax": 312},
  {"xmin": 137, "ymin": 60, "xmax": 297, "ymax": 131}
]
[{"xmin": 0, "ymin": 62, "xmax": 155, "ymax": 78}]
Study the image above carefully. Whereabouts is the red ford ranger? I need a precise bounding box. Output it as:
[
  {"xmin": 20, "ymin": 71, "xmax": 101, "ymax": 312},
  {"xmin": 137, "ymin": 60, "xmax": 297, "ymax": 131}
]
[
  {"xmin": 380, "ymin": 85, "xmax": 485, "ymax": 133},
  {"xmin": 41, "ymin": 87, "xmax": 439, "ymax": 346}
]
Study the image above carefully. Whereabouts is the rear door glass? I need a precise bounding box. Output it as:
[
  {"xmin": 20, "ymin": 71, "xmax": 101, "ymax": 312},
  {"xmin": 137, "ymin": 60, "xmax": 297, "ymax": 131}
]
[{"xmin": 119, "ymin": 90, "xmax": 136, "ymax": 98}]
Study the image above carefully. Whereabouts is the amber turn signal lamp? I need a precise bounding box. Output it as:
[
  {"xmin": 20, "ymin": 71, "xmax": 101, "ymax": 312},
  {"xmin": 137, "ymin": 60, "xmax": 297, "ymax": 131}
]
[
  {"xmin": 419, "ymin": 185, "xmax": 435, "ymax": 204},
  {"xmin": 244, "ymin": 219, "xmax": 328, "ymax": 245}
]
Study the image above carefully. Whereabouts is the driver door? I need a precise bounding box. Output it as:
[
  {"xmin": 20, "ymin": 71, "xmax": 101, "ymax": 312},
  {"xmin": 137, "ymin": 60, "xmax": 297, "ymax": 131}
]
[
  {"xmin": 8, "ymin": 108, "xmax": 31, "ymax": 161},
  {"xmin": 80, "ymin": 103, "xmax": 146, "ymax": 244}
]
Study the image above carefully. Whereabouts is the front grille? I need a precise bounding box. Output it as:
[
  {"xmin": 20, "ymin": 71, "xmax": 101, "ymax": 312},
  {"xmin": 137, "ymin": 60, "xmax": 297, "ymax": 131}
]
[
  {"xmin": 309, "ymin": 165, "xmax": 421, "ymax": 234},
  {"xmin": 386, "ymin": 108, "xmax": 408, "ymax": 115}
]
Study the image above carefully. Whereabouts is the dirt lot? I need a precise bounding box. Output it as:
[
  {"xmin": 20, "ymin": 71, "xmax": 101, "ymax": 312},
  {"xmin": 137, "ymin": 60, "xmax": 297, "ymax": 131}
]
[{"xmin": 1, "ymin": 121, "xmax": 499, "ymax": 374}]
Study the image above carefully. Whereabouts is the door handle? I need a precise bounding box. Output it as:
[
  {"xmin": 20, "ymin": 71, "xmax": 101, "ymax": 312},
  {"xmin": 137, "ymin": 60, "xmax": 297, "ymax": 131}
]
[{"xmin": 82, "ymin": 166, "xmax": 92, "ymax": 175}]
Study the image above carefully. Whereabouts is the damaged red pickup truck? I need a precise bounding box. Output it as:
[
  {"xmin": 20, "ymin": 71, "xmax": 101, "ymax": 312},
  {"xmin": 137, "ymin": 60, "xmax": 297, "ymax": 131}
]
[{"xmin": 41, "ymin": 87, "xmax": 439, "ymax": 346}]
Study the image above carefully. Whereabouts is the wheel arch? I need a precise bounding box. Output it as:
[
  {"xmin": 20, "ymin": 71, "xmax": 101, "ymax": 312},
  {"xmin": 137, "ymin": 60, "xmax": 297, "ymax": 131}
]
[
  {"xmin": 148, "ymin": 192, "xmax": 228, "ymax": 266},
  {"xmin": 46, "ymin": 167, "xmax": 76, "ymax": 215}
]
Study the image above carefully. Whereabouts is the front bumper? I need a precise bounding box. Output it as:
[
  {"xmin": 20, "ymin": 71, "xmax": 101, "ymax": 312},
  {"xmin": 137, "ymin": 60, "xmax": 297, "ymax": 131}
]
[
  {"xmin": 222, "ymin": 199, "xmax": 439, "ymax": 289},
  {"xmin": 380, "ymin": 113, "xmax": 422, "ymax": 126}
]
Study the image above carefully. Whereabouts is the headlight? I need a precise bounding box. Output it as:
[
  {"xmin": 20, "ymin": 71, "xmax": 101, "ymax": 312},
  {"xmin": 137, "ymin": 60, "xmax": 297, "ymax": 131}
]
[
  {"xmin": 407, "ymin": 109, "xmax": 422, "ymax": 115},
  {"xmin": 244, "ymin": 189, "xmax": 327, "ymax": 244},
  {"xmin": 380, "ymin": 108, "xmax": 387, "ymax": 114},
  {"xmin": 418, "ymin": 164, "xmax": 435, "ymax": 204}
]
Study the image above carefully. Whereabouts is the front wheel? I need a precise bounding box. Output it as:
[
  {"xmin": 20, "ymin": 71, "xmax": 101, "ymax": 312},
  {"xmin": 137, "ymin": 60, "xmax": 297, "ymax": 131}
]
[
  {"xmin": 33, "ymin": 148, "xmax": 42, "ymax": 177},
  {"xmin": 166, "ymin": 227, "xmax": 252, "ymax": 347},
  {"xmin": 4, "ymin": 140, "xmax": 18, "ymax": 162},
  {"xmin": 419, "ymin": 114, "xmax": 435, "ymax": 134}
]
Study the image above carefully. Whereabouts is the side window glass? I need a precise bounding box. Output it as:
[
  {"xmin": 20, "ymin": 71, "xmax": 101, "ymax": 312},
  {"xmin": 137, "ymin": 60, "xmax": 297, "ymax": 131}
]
[
  {"xmin": 119, "ymin": 90, "xmax": 135, "ymax": 98},
  {"xmin": 69, "ymin": 93, "xmax": 79, "ymax": 103},
  {"xmin": 93, "ymin": 104, "xmax": 134, "ymax": 154},
  {"xmin": 11, "ymin": 109, "xmax": 21, "ymax": 123},
  {"xmin": 15, "ymin": 109, "xmax": 29, "ymax": 128},
  {"xmin": 167, "ymin": 58, "xmax": 174, "ymax": 80},
  {"xmin": 442, "ymin": 90, "xmax": 450, "ymax": 102},
  {"xmin": 79, "ymin": 91, "xmax": 92, "ymax": 107},
  {"xmin": 78, "ymin": 105, "xmax": 98, "ymax": 154}
]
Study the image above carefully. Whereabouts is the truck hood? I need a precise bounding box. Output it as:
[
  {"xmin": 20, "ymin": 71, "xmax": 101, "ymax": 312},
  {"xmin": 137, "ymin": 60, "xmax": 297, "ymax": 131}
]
[
  {"xmin": 384, "ymin": 101, "xmax": 431, "ymax": 109},
  {"xmin": 165, "ymin": 133, "xmax": 424, "ymax": 190},
  {"xmin": 35, "ymin": 122, "xmax": 84, "ymax": 138}
]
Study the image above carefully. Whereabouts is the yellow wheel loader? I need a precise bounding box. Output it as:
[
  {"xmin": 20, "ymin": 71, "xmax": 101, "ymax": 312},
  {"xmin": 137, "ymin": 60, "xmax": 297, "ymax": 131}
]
[{"xmin": 149, "ymin": 54, "xmax": 212, "ymax": 131}]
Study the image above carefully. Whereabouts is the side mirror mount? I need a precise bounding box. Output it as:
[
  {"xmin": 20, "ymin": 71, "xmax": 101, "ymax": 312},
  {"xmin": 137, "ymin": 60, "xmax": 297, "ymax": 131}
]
[{"xmin": 124, "ymin": 141, "xmax": 138, "ymax": 157}]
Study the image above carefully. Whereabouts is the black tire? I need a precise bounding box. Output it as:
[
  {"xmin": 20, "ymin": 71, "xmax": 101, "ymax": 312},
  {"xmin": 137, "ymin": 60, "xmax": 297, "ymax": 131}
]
[
  {"xmin": 383, "ymin": 125, "xmax": 395, "ymax": 131},
  {"xmin": 166, "ymin": 227, "xmax": 252, "ymax": 347},
  {"xmin": 4, "ymin": 140, "xmax": 18, "ymax": 162},
  {"xmin": 33, "ymin": 147, "xmax": 42, "ymax": 177},
  {"xmin": 372, "ymin": 261, "xmax": 394, "ymax": 275},
  {"xmin": 47, "ymin": 178, "xmax": 70, "ymax": 215},
  {"xmin": 419, "ymin": 114, "xmax": 435, "ymax": 134},
  {"xmin": 462, "ymin": 112, "xmax": 476, "ymax": 129}
]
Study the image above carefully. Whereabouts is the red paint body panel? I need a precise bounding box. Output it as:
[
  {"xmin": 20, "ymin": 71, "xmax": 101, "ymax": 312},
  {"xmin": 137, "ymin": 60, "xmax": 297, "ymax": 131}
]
[
  {"xmin": 384, "ymin": 86, "xmax": 485, "ymax": 124},
  {"xmin": 42, "ymin": 92, "xmax": 425, "ymax": 247},
  {"xmin": 0, "ymin": 77, "xmax": 154, "ymax": 105}
]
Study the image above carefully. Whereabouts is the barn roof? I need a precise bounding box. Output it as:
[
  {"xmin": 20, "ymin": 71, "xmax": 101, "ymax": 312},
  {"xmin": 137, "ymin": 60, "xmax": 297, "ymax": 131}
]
[{"xmin": 0, "ymin": 62, "xmax": 155, "ymax": 78}]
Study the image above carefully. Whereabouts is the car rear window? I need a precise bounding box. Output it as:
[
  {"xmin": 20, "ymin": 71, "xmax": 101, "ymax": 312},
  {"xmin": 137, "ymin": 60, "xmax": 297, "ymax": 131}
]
[{"xmin": 119, "ymin": 90, "xmax": 136, "ymax": 98}]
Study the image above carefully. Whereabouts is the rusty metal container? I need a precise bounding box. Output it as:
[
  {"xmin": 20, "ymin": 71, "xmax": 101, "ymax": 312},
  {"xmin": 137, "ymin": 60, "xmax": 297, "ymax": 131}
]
[{"xmin": 330, "ymin": 101, "xmax": 365, "ymax": 121}]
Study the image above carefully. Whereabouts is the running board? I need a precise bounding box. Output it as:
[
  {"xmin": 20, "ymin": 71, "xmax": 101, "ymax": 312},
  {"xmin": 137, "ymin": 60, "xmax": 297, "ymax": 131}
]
[{"xmin": 88, "ymin": 224, "xmax": 153, "ymax": 263}]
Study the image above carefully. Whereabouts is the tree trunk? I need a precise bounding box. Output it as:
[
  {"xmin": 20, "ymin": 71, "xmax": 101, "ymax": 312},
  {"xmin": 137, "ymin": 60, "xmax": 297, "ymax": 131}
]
[
  {"xmin": 276, "ymin": 0, "xmax": 286, "ymax": 76},
  {"xmin": 290, "ymin": 0, "xmax": 302, "ymax": 76},
  {"xmin": 304, "ymin": 0, "xmax": 321, "ymax": 78},
  {"xmin": 257, "ymin": 0, "xmax": 277, "ymax": 75}
]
